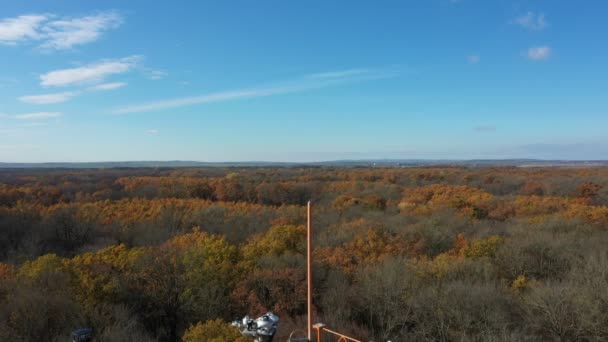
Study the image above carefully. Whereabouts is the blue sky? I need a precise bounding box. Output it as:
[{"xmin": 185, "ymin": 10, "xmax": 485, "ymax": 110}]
[{"xmin": 1, "ymin": 0, "xmax": 607, "ymax": 162}]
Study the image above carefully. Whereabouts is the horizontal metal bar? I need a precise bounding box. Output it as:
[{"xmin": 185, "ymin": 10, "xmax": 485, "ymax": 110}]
[{"xmin": 320, "ymin": 327, "xmax": 362, "ymax": 342}]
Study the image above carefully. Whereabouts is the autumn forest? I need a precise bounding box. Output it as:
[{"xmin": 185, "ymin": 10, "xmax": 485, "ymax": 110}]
[{"xmin": 1, "ymin": 166, "xmax": 608, "ymax": 341}]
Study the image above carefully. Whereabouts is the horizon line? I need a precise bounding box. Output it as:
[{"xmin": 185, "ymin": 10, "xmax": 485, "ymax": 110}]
[{"xmin": 2, "ymin": 158, "xmax": 608, "ymax": 165}]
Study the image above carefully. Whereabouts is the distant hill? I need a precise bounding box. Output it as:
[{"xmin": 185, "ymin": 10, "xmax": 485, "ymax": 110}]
[
  {"xmin": 1, "ymin": 159, "xmax": 608, "ymax": 169},
  {"xmin": 0, "ymin": 161, "xmax": 283, "ymax": 168}
]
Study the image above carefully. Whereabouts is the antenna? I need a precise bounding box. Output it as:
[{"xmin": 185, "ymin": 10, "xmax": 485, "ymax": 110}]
[
  {"xmin": 307, "ymin": 200, "xmax": 313, "ymax": 341},
  {"xmin": 305, "ymin": 201, "xmax": 361, "ymax": 342}
]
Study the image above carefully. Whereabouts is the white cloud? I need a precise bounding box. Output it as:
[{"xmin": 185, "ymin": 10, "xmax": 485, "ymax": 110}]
[
  {"xmin": 514, "ymin": 12, "xmax": 547, "ymax": 31},
  {"xmin": 112, "ymin": 68, "xmax": 398, "ymax": 114},
  {"xmin": 0, "ymin": 11, "xmax": 122, "ymax": 49},
  {"xmin": 40, "ymin": 55, "xmax": 140, "ymax": 87},
  {"xmin": 527, "ymin": 46, "xmax": 551, "ymax": 60},
  {"xmin": 40, "ymin": 11, "xmax": 122, "ymax": 50},
  {"xmin": 145, "ymin": 69, "xmax": 167, "ymax": 80},
  {"xmin": 89, "ymin": 82, "xmax": 127, "ymax": 91},
  {"xmin": 306, "ymin": 69, "xmax": 369, "ymax": 79},
  {"xmin": 18, "ymin": 82, "xmax": 126, "ymax": 105},
  {"xmin": 0, "ymin": 14, "xmax": 47, "ymax": 44},
  {"xmin": 18, "ymin": 91, "xmax": 80, "ymax": 104},
  {"xmin": 145, "ymin": 129, "xmax": 159, "ymax": 134},
  {"xmin": 115, "ymin": 88, "xmax": 283, "ymax": 114},
  {"xmin": 467, "ymin": 54, "xmax": 480, "ymax": 64},
  {"xmin": 14, "ymin": 112, "xmax": 63, "ymax": 120}
]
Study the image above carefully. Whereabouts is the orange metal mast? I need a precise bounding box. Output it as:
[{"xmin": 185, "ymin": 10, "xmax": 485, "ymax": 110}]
[
  {"xmin": 307, "ymin": 201, "xmax": 313, "ymax": 341},
  {"xmin": 304, "ymin": 202, "xmax": 360, "ymax": 342}
]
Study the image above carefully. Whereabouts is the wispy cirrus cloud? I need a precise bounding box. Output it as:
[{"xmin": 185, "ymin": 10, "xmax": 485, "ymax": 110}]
[
  {"xmin": 112, "ymin": 68, "xmax": 400, "ymax": 115},
  {"xmin": 14, "ymin": 112, "xmax": 63, "ymax": 120},
  {"xmin": 88, "ymin": 82, "xmax": 127, "ymax": 91},
  {"xmin": 145, "ymin": 129, "xmax": 159, "ymax": 134},
  {"xmin": 144, "ymin": 69, "xmax": 167, "ymax": 80},
  {"xmin": 0, "ymin": 11, "xmax": 122, "ymax": 49},
  {"xmin": 18, "ymin": 91, "xmax": 80, "ymax": 104},
  {"xmin": 306, "ymin": 69, "xmax": 370, "ymax": 79},
  {"xmin": 19, "ymin": 81, "xmax": 126, "ymax": 105},
  {"xmin": 527, "ymin": 46, "xmax": 551, "ymax": 60},
  {"xmin": 513, "ymin": 12, "xmax": 547, "ymax": 31},
  {"xmin": 40, "ymin": 55, "xmax": 140, "ymax": 87},
  {"xmin": 114, "ymin": 88, "xmax": 292, "ymax": 114}
]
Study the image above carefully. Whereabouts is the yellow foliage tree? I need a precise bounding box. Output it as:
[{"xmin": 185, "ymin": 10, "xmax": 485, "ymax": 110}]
[
  {"xmin": 399, "ymin": 184, "xmax": 493, "ymax": 216},
  {"xmin": 18, "ymin": 253, "xmax": 67, "ymax": 281},
  {"xmin": 182, "ymin": 319, "xmax": 247, "ymax": 342},
  {"xmin": 461, "ymin": 236, "xmax": 505, "ymax": 259},
  {"xmin": 242, "ymin": 224, "xmax": 306, "ymax": 261},
  {"xmin": 511, "ymin": 275, "xmax": 529, "ymax": 292},
  {"xmin": 68, "ymin": 244, "xmax": 145, "ymax": 307}
]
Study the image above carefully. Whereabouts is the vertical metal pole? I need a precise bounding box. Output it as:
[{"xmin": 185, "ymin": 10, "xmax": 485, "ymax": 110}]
[
  {"xmin": 313, "ymin": 325, "xmax": 323, "ymax": 342},
  {"xmin": 307, "ymin": 201, "xmax": 313, "ymax": 341}
]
